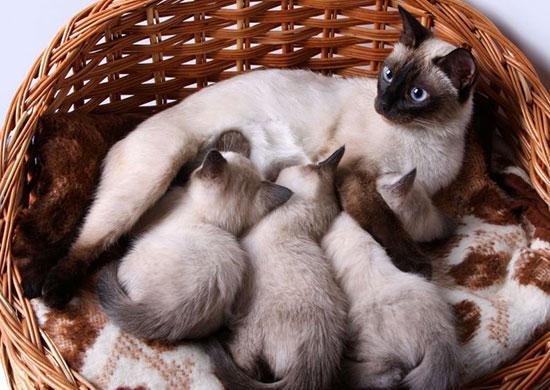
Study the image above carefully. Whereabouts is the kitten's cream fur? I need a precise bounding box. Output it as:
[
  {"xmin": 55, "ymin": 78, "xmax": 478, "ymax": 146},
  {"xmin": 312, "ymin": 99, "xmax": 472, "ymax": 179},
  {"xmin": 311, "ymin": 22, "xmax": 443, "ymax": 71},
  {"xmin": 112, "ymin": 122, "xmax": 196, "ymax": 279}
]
[
  {"xmin": 207, "ymin": 148, "xmax": 347, "ymax": 390},
  {"xmin": 377, "ymin": 168, "xmax": 456, "ymax": 242},
  {"xmin": 97, "ymin": 151, "xmax": 291, "ymax": 341},
  {"xmin": 323, "ymin": 171, "xmax": 461, "ymax": 390}
]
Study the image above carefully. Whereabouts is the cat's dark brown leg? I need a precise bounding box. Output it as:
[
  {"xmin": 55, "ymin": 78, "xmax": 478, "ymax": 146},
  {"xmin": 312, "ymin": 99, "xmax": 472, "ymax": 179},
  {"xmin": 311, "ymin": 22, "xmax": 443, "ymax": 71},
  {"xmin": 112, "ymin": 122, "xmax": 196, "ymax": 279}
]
[
  {"xmin": 336, "ymin": 167, "xmax": 432, "ymax": 278},
  {"xmin": 41, "ymin": 247, "xmax": 95, "ymax": 309}
]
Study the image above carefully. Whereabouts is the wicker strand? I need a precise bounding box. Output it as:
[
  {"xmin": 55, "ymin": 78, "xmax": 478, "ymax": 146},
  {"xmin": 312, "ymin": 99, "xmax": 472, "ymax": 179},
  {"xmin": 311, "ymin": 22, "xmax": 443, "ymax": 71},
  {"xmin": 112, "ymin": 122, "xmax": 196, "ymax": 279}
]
[{"xmin": 0, "ymin": 0, "xmax": 548, "ymax": 388}]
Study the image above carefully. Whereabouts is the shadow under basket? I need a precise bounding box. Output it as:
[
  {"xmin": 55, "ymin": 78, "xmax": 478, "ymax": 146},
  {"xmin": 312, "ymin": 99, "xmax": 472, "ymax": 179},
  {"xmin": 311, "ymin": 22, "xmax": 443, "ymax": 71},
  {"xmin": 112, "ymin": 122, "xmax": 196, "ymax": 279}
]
[{"xmin": 0, "ymin": 0, "xmax": 549, "ymax": 389}]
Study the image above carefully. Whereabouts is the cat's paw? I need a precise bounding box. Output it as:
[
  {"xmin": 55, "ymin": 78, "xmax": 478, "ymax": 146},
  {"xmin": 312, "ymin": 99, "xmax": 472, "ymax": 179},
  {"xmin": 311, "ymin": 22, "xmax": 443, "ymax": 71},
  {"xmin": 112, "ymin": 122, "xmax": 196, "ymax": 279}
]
[
  {"xmin": 406, "ymin": 256, "xmax": 432, "ymax": 280},
  {"xmin": 369, "ymin": 367, "xmax": 404, "ymax": 389},
  {"xmin": 391, "ymin": 252, "xmax": 432, "ymax": 279},
  {"xmin": 13, "ymin": 257, "xmax": 55, "ymax": 299},
  {"xmin": 41, "ymin": 260, "xmax": 85, "ymax": 309},
  {"xmin": 22, "ymin": 267, "xmax": 49, "ymax": 299},
  {"xmin": 411, "ymin": 257, "xmax": 432, "ymax": 279}
]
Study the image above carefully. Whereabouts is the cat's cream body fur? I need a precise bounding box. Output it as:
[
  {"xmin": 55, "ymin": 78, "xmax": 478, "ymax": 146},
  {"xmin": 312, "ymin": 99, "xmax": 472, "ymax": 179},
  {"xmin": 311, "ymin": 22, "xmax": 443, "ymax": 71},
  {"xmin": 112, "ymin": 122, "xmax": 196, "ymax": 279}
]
[
  {"xmin": 323, "ymin": 212, "xmax": 461, "ymax": 390},
  {"xmin": 67, "ymin": 38, "xmax": 470, "ymax": 261},
  {"xmin": 97, "ymin": 151, "xmax": 291, "ymax": 341}
]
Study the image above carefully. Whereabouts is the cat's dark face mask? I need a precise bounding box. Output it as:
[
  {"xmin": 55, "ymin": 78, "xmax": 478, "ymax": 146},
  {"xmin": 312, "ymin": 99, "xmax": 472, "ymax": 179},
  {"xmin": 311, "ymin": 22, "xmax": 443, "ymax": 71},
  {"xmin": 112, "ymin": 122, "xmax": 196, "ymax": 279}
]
[{"xmin": 374, "ymin": 6, "xmax": 477, "ymax": 128}]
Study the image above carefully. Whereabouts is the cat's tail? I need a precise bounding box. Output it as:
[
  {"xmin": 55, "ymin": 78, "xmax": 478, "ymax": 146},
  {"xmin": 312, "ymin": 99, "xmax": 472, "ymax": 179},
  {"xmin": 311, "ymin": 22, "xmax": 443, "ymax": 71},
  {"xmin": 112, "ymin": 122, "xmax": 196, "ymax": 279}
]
[
  {"xmin": 207, "ymin": 325, "xmax": 342, "ymax": 390},
  {"xmin": 281, "ymin": 327, "xmax": 343, "ymax": 390},
  {"xmin": 97, "ymin": 261, "xmax": 214, "ymax": 342},
  {"xmin": 206, "ymin": 338, "xmax": 281, "ymax": 390},
  {"xmin": 402, "ymin": 339, "xmax": 461, "ymax": 390},
  {"xmin": 96, "ymin": 262, "xmax": 161, "ymax": 338}
]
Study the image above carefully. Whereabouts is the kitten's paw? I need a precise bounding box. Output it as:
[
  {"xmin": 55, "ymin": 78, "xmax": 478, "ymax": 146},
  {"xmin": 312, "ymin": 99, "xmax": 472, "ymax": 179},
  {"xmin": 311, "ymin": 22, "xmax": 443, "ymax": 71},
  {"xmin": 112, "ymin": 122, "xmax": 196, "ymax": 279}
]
[
  {"xmin": 42, "ymin": 261, "xmax": 85, "ymax": 309},
  {"xmin": 392, "ymin": 253, "xmax": 432, "ymax": 279},
  {"xmin": 14, "ymin": 257, "xmax": 55, "ymax": 299},
  {"xmin": 345, "ymin": 359, "xmax": 404, "ymax": 389},
  {"xmin": 369, "ymin": 367, "xmax": 404, "ymax": 389},
  {"xmin": 412, "ymin": 257, "xmax": 432, "ymax": 279},
  {"xmin": 22, "ymin": 268, "xmax": 49, "ymax": 299}
]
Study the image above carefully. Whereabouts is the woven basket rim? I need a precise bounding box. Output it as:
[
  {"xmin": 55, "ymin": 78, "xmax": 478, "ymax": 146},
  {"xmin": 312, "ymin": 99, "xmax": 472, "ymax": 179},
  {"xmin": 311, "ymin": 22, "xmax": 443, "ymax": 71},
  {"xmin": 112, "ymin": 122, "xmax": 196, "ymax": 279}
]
[{"xmin": 0, "ymin": 0, "xmax": 549, "ymax": 389}]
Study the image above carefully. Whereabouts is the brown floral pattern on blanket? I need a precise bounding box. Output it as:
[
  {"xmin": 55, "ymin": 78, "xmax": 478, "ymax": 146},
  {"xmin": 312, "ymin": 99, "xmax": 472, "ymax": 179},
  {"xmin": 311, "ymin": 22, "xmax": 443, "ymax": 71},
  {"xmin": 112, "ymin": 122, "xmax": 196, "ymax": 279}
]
[
  {"xmin": 453, "ymin": 299, "xmax": 482, "ymax": 344},
  {"xmin": 31, "ymin": 132, "xmax": 549, "ymax": 389}
]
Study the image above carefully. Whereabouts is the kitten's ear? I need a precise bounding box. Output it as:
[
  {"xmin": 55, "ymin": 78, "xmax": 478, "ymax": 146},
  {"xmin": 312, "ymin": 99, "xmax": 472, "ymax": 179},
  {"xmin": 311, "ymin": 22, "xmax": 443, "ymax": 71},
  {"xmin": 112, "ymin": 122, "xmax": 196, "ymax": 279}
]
[
  {"xmin": 257, "ymin": 181, "xmax": 293, "ymax": 212},
  {"xmin": 200, "ymin": 150, "xmax": 227, "ymax": 177},
  {"xmin": 379, "ymin": 168, "xmax": 417, "ymax": 197},
  {"xmin": 398, "ymin": 6, "xmax": 431, "ymax": 48},
  {"xmin": 215, "ymin": 130, "xmax": 251, "ymax": 158},
  {"xmin": 434, "ymin": 48, "xmax": 477, "ymax": 101},
  {"xmin": 318, "ymin": 145, "xmax": 345, "ymax": 173}
]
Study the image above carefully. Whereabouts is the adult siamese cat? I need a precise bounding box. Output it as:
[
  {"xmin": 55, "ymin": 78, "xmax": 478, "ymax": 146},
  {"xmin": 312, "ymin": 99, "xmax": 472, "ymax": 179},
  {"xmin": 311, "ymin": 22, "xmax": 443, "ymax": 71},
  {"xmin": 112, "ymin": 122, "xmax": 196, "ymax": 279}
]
[
  {"xmin": 41, "ymin": 6, "xmax": 477, "ymax": 308},
  {"xmin": 207, "ymin": 146, "xmax": 347, "ymax": 390},
  {"xmin": 322, "ymin": 171, "xmax": 461, "ymax": 390},
  {"xmin": 97, "ymin": 149, "xmax": 291, "ymax": 341}
]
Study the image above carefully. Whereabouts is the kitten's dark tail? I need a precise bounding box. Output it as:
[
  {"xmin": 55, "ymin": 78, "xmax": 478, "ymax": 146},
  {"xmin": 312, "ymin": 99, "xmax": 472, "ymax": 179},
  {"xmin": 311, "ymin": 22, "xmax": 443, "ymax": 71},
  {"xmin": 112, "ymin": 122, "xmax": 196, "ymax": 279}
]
[
  {"xmin": 97, "ymin": 261, "xmax": 213, "ymax": 342},
  {"xmin": 402, "ymin": 339, "xmax": 461, "ymax": 390},
  {"xmin": 207, "ymin": 329, "xmax": 341, "ymax": 390},
  {"xmin": 206, "ymin": 338, "xmax": 281, "ymax": 390},
  {"xmin": 96, "ymin": 262, "xmax": 159, "ymax": 338}
]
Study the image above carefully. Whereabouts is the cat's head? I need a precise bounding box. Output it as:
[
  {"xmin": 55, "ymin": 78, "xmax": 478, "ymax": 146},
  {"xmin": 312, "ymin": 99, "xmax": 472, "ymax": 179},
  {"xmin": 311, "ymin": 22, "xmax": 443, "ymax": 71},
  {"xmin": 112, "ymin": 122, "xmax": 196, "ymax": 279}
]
[
  {"xmin": 376, "ymin": 168, "xmax": 456, "ymax": 242},
  {"xmin": 374, "ymin": 6, "xmax": 477, "ymax": 128},
  {"xmin": 276, "ymin": 146, "xmax": 345, "ymax": 200},
  {"xmin": 190, "ymin": 150, "xmax": 292, "ymax": 234}
]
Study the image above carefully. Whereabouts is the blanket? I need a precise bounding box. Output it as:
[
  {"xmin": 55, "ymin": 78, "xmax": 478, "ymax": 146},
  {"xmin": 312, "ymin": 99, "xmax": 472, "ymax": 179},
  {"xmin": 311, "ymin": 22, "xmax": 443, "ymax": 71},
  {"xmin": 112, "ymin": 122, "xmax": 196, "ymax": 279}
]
[{"xmin": 31, "ymin": 132, "xmax": 550, "ymax": 389}]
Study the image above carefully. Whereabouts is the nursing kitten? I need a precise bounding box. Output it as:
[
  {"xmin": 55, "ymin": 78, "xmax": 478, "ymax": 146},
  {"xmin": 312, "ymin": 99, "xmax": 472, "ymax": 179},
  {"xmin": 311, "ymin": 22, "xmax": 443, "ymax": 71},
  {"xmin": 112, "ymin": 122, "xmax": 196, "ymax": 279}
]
[
  {"xmin": 377, "ymin": 168, "xmax": 456, "ymax": 242},
  {"xmin": 42, "ymin": 6, "xmax": 477, "ymax": 308},
  {"xmin": 322, "ymin": 171, "xmax": 461, "ymax": 390},
  {"xmin": 207, "ymin": 147, "xmax": 347, "ymax": 390},
  {"xmin": 97, "ymin": 150, "xmax": 291, "ymax": 340}
]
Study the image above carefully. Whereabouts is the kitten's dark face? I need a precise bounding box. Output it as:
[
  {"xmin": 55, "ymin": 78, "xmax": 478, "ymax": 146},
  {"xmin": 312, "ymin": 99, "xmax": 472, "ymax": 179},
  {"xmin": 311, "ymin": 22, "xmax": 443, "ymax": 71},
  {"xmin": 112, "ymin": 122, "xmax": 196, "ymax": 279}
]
[{"xmin": 374, "ymin": 7, "xmax": 477, "ymax": 128}]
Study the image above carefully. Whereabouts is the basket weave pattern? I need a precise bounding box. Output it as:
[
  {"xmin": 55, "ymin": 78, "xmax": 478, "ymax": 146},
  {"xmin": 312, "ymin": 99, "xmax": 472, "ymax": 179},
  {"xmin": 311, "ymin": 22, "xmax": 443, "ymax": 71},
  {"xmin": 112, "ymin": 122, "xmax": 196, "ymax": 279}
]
[{"xmin": 0, "ymin": 0, "xmax": 548, "ymax": 388}]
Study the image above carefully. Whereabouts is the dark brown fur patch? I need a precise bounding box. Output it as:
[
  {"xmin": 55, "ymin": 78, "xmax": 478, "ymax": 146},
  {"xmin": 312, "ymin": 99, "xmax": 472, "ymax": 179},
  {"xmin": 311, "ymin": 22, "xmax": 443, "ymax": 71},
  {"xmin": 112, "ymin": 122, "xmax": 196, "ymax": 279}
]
[
  {"xmin": 449, "ymin": 251, "xmax": 509, "ymax": 289},
  {"xmin": 453, "ymin": 299, "xmax": 481, "ymax": 344},
  {"xmin": 433, "ymin": 96, "xmax": 506, "ymax": 224},
  {"xmin": 497, "ymin": 173, "xmax": 550, "ymax": 243},
  {"xmin": 514, "ymin": 249, "xmax": 550, "ymax": 293},
  {"xmin": 13, "ymin": 113, "xmax": 147, "ymax": 298},
  {"xmin": 336, "ymin": 163, "xmax": 432, "ymax": 277},
  {"xmin": 469, "ymin": 186, "xmax": 518, "ymax": 226}
]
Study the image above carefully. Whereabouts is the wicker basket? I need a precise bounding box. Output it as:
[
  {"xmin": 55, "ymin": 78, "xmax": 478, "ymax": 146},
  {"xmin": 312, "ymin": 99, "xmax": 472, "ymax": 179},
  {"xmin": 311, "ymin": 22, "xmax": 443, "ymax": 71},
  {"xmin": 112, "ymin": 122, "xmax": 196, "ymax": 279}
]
[{"xmin": 0, "ymin": 0, "xmax": 548, "ymax": 388}]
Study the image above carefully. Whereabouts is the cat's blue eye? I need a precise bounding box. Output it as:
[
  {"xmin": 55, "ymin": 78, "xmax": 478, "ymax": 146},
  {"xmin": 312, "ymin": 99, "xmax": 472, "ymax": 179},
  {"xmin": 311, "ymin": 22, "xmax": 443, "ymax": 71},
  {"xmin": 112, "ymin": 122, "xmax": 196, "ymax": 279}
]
[
  {"xmin": 382, "ymin": 66, "xmax": 393, "ymax": 83},
  {"xmin": 410, "ymin": 87, "xmax": 428, "ymax": 102}
]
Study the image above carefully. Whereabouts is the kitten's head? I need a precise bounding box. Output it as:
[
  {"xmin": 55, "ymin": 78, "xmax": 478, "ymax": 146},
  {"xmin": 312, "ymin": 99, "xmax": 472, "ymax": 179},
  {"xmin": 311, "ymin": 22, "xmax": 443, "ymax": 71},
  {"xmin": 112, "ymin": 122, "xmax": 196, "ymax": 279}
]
[
  {"xmin": 276, "ymin": 146, "xmax": 345, "ymax": 200},
  {"xmin": 190, "ymin": 150, "xmax": 292, "ymax": 234},
  {"xmin": 374, "ymin": 6, "xmax": 477, "ymax": 129},
  {"xmin": 377, "ymin": 168, "xmax": 456, "ymax": 242}
]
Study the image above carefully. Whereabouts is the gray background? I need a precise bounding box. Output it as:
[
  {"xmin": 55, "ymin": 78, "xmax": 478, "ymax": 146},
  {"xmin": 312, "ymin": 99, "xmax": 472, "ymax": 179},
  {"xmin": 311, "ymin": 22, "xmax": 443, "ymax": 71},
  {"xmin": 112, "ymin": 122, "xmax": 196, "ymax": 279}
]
[{"xmin": 0, "ymin": 1, "xmax": 549, "ymax": 122}]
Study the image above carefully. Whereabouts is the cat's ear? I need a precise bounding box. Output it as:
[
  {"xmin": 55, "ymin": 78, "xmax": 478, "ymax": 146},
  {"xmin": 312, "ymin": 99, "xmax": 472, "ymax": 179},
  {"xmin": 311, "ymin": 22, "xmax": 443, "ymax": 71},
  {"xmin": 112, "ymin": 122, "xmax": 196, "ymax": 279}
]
[
  {"xmin": 257, "ymin": 181, "xmax": 293, "ymax": 212},
  {"xmin": 434, "ymin": 48, "xmax": 477, "ymax": 101},
  {"xmin": 200, "ymin": 150, "xmax": 227, "ymax": 178},
  {"xmin": 379, "ymin": 168, "xmax": 417, "ymax": 197},
  {"xmin": 318, "ymin": 145, "xmax": 345, "ymax": 173},
  {"xmin": 398, "ymin": 6, "xmax": 431, "ymax": 48}
]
